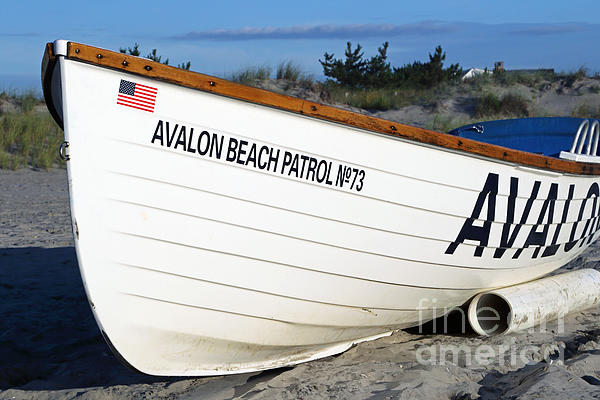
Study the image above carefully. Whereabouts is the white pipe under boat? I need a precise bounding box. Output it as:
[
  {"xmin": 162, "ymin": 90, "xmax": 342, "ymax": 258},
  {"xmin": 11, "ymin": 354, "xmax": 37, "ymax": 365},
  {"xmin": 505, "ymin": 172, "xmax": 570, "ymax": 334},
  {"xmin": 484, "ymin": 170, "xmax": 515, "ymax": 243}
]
[{"xmin": 468, "ymin": 269, "xmax": 600, "ymax": 336}]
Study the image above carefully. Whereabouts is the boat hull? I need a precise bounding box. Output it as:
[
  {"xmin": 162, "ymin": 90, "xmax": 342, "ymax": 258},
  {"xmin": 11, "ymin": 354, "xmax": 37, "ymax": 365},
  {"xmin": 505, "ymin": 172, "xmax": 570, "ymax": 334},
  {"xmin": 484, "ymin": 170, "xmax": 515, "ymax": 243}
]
[{"xmin": 48, "ymin": 45, "xmax": 600, "ymax": 375}]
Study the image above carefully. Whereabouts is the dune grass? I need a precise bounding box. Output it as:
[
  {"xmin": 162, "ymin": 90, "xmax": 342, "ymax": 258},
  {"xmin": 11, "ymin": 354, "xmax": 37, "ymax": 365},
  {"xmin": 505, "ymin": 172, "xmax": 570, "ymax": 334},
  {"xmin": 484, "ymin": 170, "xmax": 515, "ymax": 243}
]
[
  {"xmin": 276, "ymin": 61, "xmax": 301, "ymax": 81},
  {"xmin": 465, "ymin": 70, "xmax": 557, "ymax": 89},
  {"xmin": 324, "ymin": 84, "xmax": 449, "ymax": 111},
  {"xmin": 0, "ymin": 92, "xmax": 64, "ymax": 170},
  {"xmin": 425, "ymin": 115, "xmax": 479, "ymax": 133},
  {"xmin": 229, "ymin": 66, "xmax": 273, "ymax": 85},
  {"xmin": 276, "ymin": 61, "xmax": 315, "ymax": 88},
  {"xmin": 229, "ymin": 61, "xmax": 315, "ymax": 89},
  {"xmin": 571, "ymin": 104, "xmax": 600, "ymax": 119},
  {"xmin": 474, "ymin": 92, "xmax": 529, "ymax": 118}
]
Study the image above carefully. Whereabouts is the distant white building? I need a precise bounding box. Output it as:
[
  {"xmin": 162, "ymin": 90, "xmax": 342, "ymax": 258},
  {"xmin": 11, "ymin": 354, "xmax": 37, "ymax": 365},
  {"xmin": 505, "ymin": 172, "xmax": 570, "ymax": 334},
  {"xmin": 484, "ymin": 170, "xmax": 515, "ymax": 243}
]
[{"xmin": 461, "ymin": 68, "xmax": 491, "ymax": 81}]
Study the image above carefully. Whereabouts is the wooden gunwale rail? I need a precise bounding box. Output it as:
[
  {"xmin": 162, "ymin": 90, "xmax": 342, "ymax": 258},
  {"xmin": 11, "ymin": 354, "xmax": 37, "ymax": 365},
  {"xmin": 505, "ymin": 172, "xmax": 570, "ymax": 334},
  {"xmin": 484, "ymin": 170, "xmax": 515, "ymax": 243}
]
[{"xmin": 44, "ymin": 41, "xmax": 600, "ymax": 176}]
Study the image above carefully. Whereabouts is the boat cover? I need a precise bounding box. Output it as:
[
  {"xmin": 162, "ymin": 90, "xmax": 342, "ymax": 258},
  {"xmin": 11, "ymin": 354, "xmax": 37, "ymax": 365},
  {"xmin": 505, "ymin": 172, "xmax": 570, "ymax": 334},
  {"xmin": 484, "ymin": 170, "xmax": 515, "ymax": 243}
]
[{"xmin": 449, "ymin": 117, "xmax": 591, "ymax": 157}]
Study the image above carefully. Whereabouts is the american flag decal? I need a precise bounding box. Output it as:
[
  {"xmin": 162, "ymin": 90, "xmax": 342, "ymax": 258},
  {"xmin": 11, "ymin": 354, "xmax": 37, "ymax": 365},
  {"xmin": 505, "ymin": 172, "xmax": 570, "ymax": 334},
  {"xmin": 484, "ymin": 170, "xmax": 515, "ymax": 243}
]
[{"xmin": 117, "ymin": 79, "xmax": 157, "ymax": 112}]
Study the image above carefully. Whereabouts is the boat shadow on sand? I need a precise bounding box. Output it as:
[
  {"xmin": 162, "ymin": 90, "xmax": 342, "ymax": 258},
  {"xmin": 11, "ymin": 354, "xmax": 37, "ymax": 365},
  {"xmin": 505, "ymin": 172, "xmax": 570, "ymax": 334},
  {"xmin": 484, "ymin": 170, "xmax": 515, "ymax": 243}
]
[
  {"xmin": 0, "ymin": 246, "xmax": 491, "ymax": 393},
  {"xmin": 3, "ymin": 244, "xmax": 428, "ymax": 395},
  {"xmin": 0, "ymin": 246, "xmax": 195, "ymax": 390}
]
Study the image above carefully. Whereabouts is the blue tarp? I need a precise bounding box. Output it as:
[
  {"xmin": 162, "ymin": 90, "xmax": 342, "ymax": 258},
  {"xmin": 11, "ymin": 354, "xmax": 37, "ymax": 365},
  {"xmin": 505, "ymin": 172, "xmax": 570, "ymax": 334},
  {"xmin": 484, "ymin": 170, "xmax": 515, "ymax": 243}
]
[{"xmin": 448, "ymin": 117, "xmax": 590, "ymax": 157}]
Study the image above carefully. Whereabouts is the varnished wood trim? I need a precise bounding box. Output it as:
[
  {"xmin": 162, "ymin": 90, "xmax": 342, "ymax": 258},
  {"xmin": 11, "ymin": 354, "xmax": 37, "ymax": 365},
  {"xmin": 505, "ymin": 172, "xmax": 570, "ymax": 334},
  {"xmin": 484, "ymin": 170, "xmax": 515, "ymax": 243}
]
[{"xmin": 52, "ymin": 41, "xmax": 600, "ymax": 176}]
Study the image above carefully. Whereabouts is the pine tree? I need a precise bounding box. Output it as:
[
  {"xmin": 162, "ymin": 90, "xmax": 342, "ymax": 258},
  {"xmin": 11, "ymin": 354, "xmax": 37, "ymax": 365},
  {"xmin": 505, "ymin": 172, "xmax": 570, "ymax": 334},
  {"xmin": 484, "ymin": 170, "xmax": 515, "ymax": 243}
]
[
  {"xmin": 364, "ymin": 42, "xmax": 392, "ymax": 88},
  {"xmin": 119, "ymin": 43, "xmax": 191, "ymax": 70},
  {"xmin": 319, "ymin": 42, "xmax": 367, "ymax": 87}
]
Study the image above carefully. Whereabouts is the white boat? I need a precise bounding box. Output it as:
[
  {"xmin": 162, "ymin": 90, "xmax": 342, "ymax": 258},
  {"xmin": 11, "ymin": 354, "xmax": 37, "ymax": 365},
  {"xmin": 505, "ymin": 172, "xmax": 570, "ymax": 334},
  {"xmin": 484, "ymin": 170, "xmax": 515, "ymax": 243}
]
[{"xmin": 42, "ymin": 40, "xmax": 600, "ymax": 376}]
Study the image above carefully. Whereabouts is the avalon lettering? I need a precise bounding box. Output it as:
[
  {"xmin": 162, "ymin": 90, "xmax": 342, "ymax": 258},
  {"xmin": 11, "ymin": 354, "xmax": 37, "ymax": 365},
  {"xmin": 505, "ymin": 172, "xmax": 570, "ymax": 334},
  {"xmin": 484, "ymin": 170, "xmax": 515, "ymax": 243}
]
[
  {"xmin": 446, "ymin": 172, "xmax": 600, "ymax": 259},
  {"xmin": 150, "ymin": 119, "xmax": 366, "ymax": 192}
]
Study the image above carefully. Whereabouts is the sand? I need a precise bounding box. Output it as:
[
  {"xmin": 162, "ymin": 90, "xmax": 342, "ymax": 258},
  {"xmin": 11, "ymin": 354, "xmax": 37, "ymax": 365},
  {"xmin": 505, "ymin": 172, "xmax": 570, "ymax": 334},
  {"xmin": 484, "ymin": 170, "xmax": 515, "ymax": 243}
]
[{"xmin": 1, "ymin": 168, "xmax": 600, "ymax": 400}]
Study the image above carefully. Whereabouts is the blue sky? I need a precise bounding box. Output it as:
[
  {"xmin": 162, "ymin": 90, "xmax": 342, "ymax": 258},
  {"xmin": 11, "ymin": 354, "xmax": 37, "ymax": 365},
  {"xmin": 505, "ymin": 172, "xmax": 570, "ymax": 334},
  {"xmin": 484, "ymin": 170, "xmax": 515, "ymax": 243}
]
[{"xmin": 1, "ymin": 0, "xmax": 599, "ymax": 91}]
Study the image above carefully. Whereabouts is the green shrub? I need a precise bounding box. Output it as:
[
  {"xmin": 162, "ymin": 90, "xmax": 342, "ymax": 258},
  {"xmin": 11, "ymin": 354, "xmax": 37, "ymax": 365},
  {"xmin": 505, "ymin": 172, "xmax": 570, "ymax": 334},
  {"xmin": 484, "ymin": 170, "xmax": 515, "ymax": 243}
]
[
  {"xmin": 475, "ymin": 93, "xmax": 529, "ymax": 118},
  {"xmin": 561, "ymin": 66, "xmax": 588, "ymax": 88},
  {"xmin": 393, "ymin": 46, "xmax": 462, "ymax": 89}
]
